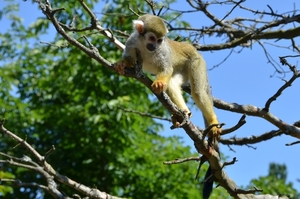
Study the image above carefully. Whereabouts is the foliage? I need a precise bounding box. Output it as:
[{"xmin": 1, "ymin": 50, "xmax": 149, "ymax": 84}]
[
  {"xmin": 248, "ymin": 163, "xmax": 300, "ymax": 199},
  {"xmin": 0, "ymin": 171, "xmax": 14, "ymax": 196},
  {"xmin": 0, "ymin": 0, "xmax": 202, "ymax": 198}
]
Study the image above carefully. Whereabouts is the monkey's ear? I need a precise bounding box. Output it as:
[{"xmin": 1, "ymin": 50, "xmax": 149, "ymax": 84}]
[{"xmin": 133, "ymin": 20, "xmax": 145, "ymax": 34}]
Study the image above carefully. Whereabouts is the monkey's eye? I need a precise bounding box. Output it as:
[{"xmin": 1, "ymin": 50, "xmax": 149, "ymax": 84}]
[
  {"xmin": 157, "ymin": 39, "xmax": 163, "ymax": 44},
  {"xmin": 149, "ymin": 36, "xmax": 156, "ymax": 42}
]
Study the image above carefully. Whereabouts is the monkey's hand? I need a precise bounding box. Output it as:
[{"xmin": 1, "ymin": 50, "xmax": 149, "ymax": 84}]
[
  {"xmin": 151, "ymin": 80, "xmax": 167, "ymax": 93},
  {"xmin": 151, "ymin": 73, "xmax": 172, "ymax": 93},
  {"xmin": 114, "ymin": 59, "xmax": 133, "ymax": 75}
]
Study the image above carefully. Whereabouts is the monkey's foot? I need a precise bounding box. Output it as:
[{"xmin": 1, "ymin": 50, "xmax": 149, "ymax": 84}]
[
  {"xmin": 207, "ymin": 125, "xmax": 222, "ymax": 141},
  {"xmin": 171, "ymin": 110, "xmax": 191, "ymax": 128},
  {"xmin": 151, "ymin": 80, "xmax": 167, "ymax": 93},
  {"xmin": 171, "ymin": 115, "xmax": 181, "ymax": 128}
]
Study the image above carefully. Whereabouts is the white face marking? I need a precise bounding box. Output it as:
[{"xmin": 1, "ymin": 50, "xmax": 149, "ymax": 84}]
[{"xmin": 144, "ymin": 32, "xmax": 164, "ymax": 52}]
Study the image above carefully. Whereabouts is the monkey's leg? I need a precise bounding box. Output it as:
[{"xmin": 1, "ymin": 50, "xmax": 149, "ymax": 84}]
[
  {"xmin": 167, "ymin": 78, "xmax": 190, "ymax": 127},
  {"xmin": 189, "ymin": 59, "xmax": 220, "ymax": 137},
  {"xmin": 166, "ymin": 74, "xmax": 190, "ymax": 115}
]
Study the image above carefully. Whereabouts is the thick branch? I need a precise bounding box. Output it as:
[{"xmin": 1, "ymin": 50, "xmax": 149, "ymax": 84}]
[
  {"xmin": 220, "ymin": 130, "xmax": 283, "ymax": 145},
  {"xmin": 213, "ymin": 98, "xmax": 300, "ymax": 139}
]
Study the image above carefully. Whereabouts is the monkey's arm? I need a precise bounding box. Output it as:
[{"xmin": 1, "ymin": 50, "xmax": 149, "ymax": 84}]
[
  {"xmin": 114, "ymin": 35, "xmax": 139, "ymax": 74},
  {"xmin": 114, "ymin": 47, "xmax": 137, "ymax": 75},
  {"xmin": 152, "ymin": 68, "xmax": 173, "ymax": 93}
]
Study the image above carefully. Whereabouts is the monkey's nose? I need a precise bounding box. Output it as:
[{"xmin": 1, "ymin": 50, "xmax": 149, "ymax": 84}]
[{"xmin": 146, "ymin": 44, "xmax": 156, "ymax": 51}]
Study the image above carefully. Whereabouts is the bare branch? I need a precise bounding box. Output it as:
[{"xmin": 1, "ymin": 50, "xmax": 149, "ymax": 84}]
[
  {"xmin": 163, "ymin": 156, "xmax": 200, "ymax": 164},
  {"xmin": 1, "ymin": 179, "xmax": 49, "ymax": 191},
  {"xmin": 220, "ymin": 129, "xmax": 283, "ymax": 145},
  {"xmin": 221, "ymin": 114, "xmax": 246, "ymax": 136},
  {"xmin": 257, "ymin": 40, "xmax": 282, "ymax": 73},
  {"xmin": 118, "ymin": 106, "xmax": 171, "ymax": 122},
  {"xmin": 213, "ymin": 98, "xmax": 300, "ymax": 139},
  {"xmin": 185, "ymin": 0, "xmax": 300, "ymax": 55},
  {"xmin": 264, "ymin": 57, "xmax": 300, "ymax": 111}
]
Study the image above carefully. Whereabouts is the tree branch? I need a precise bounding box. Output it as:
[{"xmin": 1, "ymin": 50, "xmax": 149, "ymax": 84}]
[
  {"xmin": 0, "ymin": 119, "xmax": 126, "ymax": 199},
  {"xmin": 214, "ymin": 97, "xmax": 300, "ymax": 139}
]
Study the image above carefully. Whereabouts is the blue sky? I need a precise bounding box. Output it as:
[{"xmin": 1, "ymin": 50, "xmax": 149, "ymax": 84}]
[
  {"xmin": 164, "ymin": 0, "xmax": 300, "ymax": 191},
  {"xmin": 2, "ymin": 0, "xmax": 300, "ymax": 193}
]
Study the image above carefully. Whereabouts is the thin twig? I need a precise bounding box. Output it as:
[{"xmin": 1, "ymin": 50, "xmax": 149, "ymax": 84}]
[
  {"xmin": 163, "ymin": 156, "xmax": 200, "ymax": 164},
  {"xmin": 118, "ymin": 106, "xmax": 171, "ymax": 122}
]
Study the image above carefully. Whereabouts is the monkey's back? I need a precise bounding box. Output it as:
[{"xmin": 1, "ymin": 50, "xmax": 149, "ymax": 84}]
[{"xmin": 168, "ymin": 38, "xmax": 205, "ymax": 71}]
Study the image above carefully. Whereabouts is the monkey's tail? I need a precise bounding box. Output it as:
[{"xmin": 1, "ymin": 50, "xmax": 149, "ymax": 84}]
[{"xmin": 202, "ymin": 166, "xmax": 213, "ymax": 199}]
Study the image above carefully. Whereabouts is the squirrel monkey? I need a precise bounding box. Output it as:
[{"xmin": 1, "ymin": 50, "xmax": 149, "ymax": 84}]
[
  {"xmin": 114, "ymin": 14, "xmax": 220, "ymax": 199},
  {"xmin": 115, "ymin": 14, "xmax": 220, "ymax": 136}
]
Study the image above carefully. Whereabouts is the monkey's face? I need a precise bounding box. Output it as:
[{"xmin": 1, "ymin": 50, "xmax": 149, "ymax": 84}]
[{"xmin": 144, "ymin": 32, "xmax": 164, "ymax": 52}]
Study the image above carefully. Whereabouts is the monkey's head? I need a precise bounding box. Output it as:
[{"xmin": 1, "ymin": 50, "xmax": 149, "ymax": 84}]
[{"xmin": 133, "ymin": 14, "xmax": 168, "ymax": 52}]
